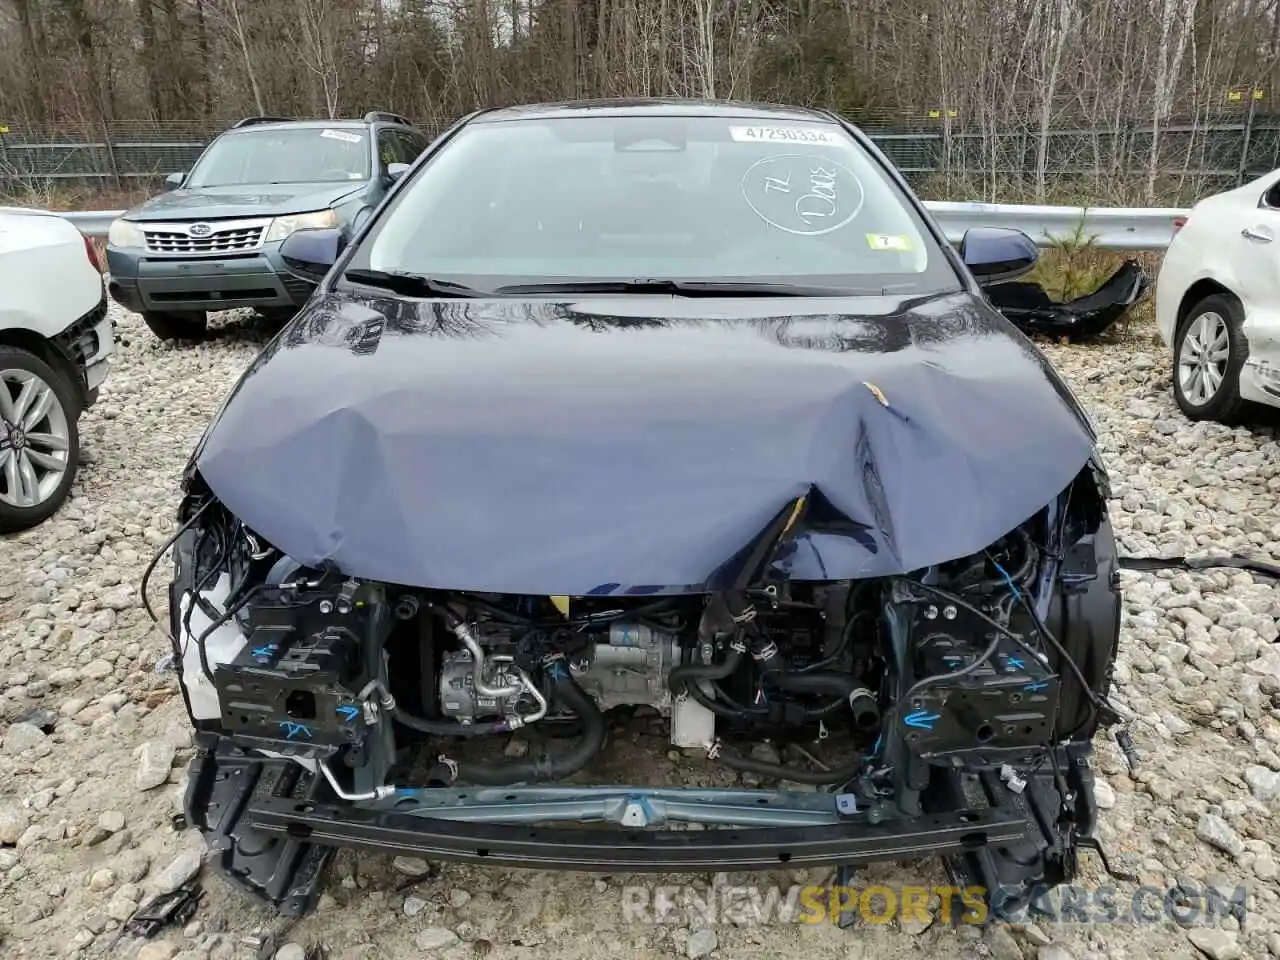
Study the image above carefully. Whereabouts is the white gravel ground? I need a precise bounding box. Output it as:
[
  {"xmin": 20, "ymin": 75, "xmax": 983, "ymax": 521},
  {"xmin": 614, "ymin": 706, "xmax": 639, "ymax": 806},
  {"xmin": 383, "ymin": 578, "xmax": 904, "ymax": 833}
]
[{"xmin": 2, "ymin": 304, "xmax": 1280, "ymax": 960}]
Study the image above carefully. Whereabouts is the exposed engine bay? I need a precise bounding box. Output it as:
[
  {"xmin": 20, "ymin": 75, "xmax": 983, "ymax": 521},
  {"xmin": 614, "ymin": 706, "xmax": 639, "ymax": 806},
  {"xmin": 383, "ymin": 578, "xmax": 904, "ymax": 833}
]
[{"xmin": 159, "ymin": 465, "xmax": 1122, "ymax": 917}]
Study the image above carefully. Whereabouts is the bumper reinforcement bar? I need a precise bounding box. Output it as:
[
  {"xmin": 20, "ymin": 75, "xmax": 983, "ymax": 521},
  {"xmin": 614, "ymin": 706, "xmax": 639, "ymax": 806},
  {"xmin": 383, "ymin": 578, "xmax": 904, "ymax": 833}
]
[{"xmin": 185, "ymin": 744, "xmax": 1030, "ymax": 914}]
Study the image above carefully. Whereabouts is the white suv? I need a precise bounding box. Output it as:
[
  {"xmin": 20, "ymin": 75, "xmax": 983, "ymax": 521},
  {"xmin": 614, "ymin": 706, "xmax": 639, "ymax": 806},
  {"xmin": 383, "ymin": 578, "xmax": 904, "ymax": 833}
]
[{"xmin": 0, "ymin": 209, "xmax": 114, "ymax": 532}]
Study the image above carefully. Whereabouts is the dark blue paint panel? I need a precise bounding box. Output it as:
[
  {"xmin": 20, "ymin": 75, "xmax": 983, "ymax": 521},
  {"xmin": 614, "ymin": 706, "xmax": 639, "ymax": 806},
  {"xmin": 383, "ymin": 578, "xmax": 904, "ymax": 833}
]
[{"xmin": 190, "ymin": 290, "xmax": 1096, "ymax": 595}]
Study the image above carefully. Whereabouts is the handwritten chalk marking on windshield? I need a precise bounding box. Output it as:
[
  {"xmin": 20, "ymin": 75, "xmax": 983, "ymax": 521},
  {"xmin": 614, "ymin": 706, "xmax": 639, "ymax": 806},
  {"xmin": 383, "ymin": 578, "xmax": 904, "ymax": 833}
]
[
  {"xmin": 740, "ymin": 155, "xmax": 864, "ymax": 236},
  {"xmin": 797, "ymin": 164, "xmax": 839, "ymax": 226}
]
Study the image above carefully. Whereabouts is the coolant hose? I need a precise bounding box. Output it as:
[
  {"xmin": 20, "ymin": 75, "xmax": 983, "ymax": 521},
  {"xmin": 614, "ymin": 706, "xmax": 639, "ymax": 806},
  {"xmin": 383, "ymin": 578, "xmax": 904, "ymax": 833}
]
[
  {"xmin": 713, "ymin": 746, "xmax": 863, "ymax": 786},
  {"xmin": 456, "ymin": 661, "xmax": 605, "ymax": 785},
  {"xmin": 391, "ymin": 708, "xmax": 512, "ymax": 738},
  {"xmin": 767, "ymin": 669, "xmax": 854, "ymax": 700},
  {"xmin": 668, "ymin": 649, "xmax": 744, "ymax": 698},
  {"xmin": 760, "ymin": 667, "xmax": 881, "ymax": 729}
]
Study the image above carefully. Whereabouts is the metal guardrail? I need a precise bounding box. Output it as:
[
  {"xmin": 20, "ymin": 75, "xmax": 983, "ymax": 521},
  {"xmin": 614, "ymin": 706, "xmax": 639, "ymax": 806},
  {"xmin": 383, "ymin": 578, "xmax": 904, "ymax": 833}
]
[
  {"xmin": 60, "ymin": 209, "xmax": 119, "ymax": 238},
  {"xmin": 926, "ymin": 201, "xmax": 1188, "ymax": 251},
  {"xmin": 23, "ymin": 203, "xmax": 1189, "ymax": 251}
]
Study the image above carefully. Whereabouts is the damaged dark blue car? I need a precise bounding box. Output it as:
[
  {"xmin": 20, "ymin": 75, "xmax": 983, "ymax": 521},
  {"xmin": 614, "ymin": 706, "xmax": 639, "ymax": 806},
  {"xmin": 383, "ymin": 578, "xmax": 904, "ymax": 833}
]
[{"xmin": 155, "ymin": 100, "xmax": 1124, "ymax": 920}]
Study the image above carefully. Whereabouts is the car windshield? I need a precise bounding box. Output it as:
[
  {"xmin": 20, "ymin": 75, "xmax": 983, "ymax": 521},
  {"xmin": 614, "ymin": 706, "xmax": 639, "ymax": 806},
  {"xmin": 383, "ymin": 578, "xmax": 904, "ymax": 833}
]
[
  {"xmin": 186, "ymin": 127, "xmax": 371, "ymax": 187},
  {"xmin": 355, "ymin": 114, "xmax": 960, "ymax": 295}
]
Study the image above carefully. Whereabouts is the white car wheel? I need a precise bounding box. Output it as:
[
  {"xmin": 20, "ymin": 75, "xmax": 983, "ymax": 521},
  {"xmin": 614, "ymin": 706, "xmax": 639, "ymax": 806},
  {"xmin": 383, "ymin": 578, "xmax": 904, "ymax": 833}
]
[
  {"xmin": 1176, "ymin": 310, "xmax": 1230, "ymax": 406},
  {"xmin": 1171, "ymin": 294, "xmax": 1248, "ymax": 423}
]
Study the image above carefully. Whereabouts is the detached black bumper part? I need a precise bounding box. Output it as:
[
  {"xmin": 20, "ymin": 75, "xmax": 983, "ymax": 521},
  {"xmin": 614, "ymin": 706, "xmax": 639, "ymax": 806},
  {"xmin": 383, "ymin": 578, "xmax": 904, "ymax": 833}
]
[{"xmin": 985, "ymin": 259, "xmax": 1151, "ymax": 341}]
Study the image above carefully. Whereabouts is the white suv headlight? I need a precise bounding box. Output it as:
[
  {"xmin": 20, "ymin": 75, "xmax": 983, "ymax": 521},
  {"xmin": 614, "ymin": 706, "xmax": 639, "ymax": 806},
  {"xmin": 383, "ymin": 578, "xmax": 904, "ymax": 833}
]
[
  {"xmin": 107, "ymin": 218, "xmax": 145, "ymax": 249},
  {"xmin": 265, "ymin": 209, "xmax": 339, "ymax": 243}
]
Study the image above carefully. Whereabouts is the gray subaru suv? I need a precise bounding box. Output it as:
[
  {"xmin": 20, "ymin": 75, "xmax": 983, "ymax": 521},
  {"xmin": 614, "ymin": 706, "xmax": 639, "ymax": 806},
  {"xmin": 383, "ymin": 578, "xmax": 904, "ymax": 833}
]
[{"xmin": 106, "ymin": 112, "xmax": 431, "ymax": 340}]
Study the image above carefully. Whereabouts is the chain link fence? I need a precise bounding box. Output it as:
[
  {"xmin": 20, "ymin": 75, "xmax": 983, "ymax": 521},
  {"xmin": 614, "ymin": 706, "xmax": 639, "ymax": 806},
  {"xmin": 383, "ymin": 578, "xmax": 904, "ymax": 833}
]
[{"xmin": 3, "ymin": 113, "xmax": 1278, "ymax": 203}]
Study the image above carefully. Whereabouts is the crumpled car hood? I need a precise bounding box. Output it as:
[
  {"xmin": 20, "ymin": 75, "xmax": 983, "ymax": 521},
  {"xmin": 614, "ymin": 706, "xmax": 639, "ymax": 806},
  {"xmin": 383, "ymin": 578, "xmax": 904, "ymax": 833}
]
[{"xmin": 190, "ymin": 291, "xmax": 1097, "ymax": 595}]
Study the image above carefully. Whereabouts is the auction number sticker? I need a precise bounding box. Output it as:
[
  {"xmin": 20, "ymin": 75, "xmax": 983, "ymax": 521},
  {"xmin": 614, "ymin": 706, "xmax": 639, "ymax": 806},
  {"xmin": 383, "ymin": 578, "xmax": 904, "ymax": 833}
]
[
  {"xmin": 320, "ymin": 129, "xmax": 363, "ymax": 143},
  {"xmin": 730, "ymin": 125, "xmax": 837, "ymax": 145},
  {"xmin": 866, "ymin": 233, "xmax": 913, "ymax": 251}
]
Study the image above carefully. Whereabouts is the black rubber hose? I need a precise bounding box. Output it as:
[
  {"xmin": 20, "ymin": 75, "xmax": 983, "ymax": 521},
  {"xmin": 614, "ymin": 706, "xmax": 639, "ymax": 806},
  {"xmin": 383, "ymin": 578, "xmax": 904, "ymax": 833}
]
[
  {"xmin": 767, "ymin": 669, "xmax": 856, "ymax": 700},
  {"xmin": 761, "ymin": 667, "xmax": 877, "ymax": 725},
  {"xmin": 690, "ymin": 677, "xmax": 851, "ymax": 722},
  {"xmin": 668, "ymin": 649, "xmax": 744, "ymax": 697},
  {"xmin": 713, "ymin": 746, "xmax": 863, "ymax": 786},
  {"xmin": 391, "ymin": 707, "xmax": 511, "ymax": 738},
  {"xmin": 458, "ymin": 663, "xmax": 605, "ymax": 785},
  {"xmin": 689, "ymin": 680, "xmax": 760, "ymax": 719}
]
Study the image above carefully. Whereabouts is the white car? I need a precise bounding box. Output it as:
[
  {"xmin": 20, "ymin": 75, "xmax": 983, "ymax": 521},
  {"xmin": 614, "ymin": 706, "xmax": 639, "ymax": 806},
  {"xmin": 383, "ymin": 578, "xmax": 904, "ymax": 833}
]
[
  {"xmin": 1156, "ymin": 171, "xmax": 1280, "ymax": 422},
  {"xmin": 0, "ymin": 209, "xmax": 114, "ymax": 532}
]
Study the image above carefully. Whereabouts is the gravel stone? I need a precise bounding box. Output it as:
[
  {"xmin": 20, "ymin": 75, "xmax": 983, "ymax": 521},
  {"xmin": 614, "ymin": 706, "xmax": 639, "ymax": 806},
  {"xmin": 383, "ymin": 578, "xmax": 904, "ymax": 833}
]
[
  {"xmin": 88, "ymin": 868, "xmax": 116, "ymax": 891},
  {"xmin": 1187, "ymin": 928, "xmax": 1242, "ymax": 960},
  {"xmin": 686, "ymin": 928, "xmax": 718, "ymax": 958},
  {"xmin": 1246, "ymin": 765, "xmax": 1280, "ymax": 801},
  {"xmin": 81, "ymin": 659, "xmax": 113, "ymax": 680},
  {"xmin": 150, "ymin": 847, "xmax": 204, "ymax": 896},
  {"xmin": 392, "ymin": 855, "xmax": 431, "ymax": 876},
  {"xmin": 274, "ymin": 945, "xmax": 306, "ymax": 960},
  {"xmin": 1094, "ymin": 778, "xmax": 1117, "ymax": 809},
  {"xmin": 413, "ymin": 927, "xmax": 460, "ymax": 951},
  {"xmin": 2, "ymin": 722, "xmax": 47, "ymax": 754},
  {"xmin": 986, "ymin": 926, "xmax": 1023, "ymax": 960},
  {"xmin": 448, "ymin": 888, "xmax": 471, "ymax": 908},
  {"xmin": 107, "ymin": 885, "xmax": 141, "ymax": 922},
  {"xmin": 136, "ymin": 740, "xmax": 177, "ymax": 790},
  {"xmin": 1196, "ymin": 813, "xmax": 1245, "ymax": 858},
  {"xmin": 0, "ymin": 804, "xmax": 29, "ymax": 845}
]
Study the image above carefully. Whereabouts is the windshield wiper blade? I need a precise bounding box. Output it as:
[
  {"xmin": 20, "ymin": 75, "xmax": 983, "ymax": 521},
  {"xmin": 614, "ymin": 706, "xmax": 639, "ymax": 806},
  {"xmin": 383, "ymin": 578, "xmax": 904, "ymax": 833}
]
[
  {"xmin": 344, "ymin": 268, "xmax": 480, "ymax": 298},
  {"xmin": 493, "ymin": 279, "xmax": 855, "ymax": 297}
]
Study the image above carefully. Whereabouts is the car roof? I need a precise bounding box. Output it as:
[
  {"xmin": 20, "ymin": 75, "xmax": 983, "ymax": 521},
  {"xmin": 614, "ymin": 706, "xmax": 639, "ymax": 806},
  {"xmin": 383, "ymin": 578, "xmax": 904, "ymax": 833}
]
[
  {"xmin": 223, "ymin": 118, "xmax": 400, "ymax": 134},
  {"xmin": 472, "ymin": 98, "xmax": 835, "ymax": 124}
]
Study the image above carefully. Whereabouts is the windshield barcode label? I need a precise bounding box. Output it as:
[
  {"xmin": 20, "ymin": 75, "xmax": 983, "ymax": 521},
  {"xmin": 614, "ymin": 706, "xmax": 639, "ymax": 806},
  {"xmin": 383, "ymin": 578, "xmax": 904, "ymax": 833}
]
[
  {"xmin": 320, "ymin": 129, "xmax": 363, "ymax": 143},
  {"xmin": 729, "ymin": 125, "xmax": 837, "ymax": 145}
]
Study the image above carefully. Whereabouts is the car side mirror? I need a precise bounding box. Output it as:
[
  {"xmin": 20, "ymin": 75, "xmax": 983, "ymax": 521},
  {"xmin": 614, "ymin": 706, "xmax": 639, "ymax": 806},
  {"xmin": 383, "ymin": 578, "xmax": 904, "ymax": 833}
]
[
  {"xmin": 165, "ymin": 171, "xmax": 186, "ymax": 189},
  {"xmin": 386, "ymin": 162, "xmax": 410, "ymax": 182},
  {"xmin": 959, "ymin": 227, "xmax": 1039, "ymax": 285},
  {"xmin": 280, "ymin": 227, "xmax": 345, "ymax": 283}
]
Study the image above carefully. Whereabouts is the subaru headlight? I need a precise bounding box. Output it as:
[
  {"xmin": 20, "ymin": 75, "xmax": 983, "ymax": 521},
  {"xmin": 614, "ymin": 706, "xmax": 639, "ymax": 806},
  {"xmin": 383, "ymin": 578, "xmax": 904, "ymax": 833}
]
[
  {"xmin": 107, "ymin": 218, "xmax": 145, "ymax": 249},
  {"xmin": 264, "ymin": 209, "xmax": 339, "ymax": 243}
]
